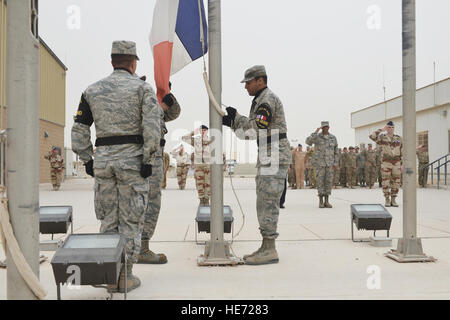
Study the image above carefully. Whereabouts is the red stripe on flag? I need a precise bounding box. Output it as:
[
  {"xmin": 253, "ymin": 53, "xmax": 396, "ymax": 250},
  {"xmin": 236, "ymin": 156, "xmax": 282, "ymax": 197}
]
[{"xmin": 153, "ymin": 41, "xmax": 173, "ymax": 104}]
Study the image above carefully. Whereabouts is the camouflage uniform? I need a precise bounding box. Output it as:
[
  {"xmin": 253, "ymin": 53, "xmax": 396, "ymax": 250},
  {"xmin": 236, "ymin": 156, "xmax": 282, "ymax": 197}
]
[
  {"xmin": 339, "ymin": 150, "xmax": 347, "ymax": 187},
  {"xmin": 171, "ymin": 148, "xmax": 190, "ymax": 190},
  {"xmin": 182, "ymin": 130, "xmax": 213, "ymax": 205},
  {"xmin": 357, "ymin": 150, "xmax": 366, "ymax": 187},
  {"xmin": 162, "ymin": 152, "xmax": 170, "ymax": 189},
  {"xmin": 71, "ymin": 46, "xmax": 161, "ymax": 264},
  {"xmin": 141, "ymin": 90, "xmax": 180, "ymax": 256},
  {"xmin": 305, "ymin": 149, "xmax": 316, "ymax": 187},
  {"xmin": 293, "ymin": 149, "xmax": 306, "ymax": 189},
  {"xmin": 362, "ymin": 147, "xmax": 377, "ymax": 188},
  {"xmin": 333, "ymin": 150, "xmax": 341, "ymax": 187},
  {"xmin": 376, "ymin": 147, "xmax": 382, "ymax": 187},
  {"xmin": 345, "ymin": 149, "xmax": 357, "ymax": 188},
  {"xmin": 370, "ymin": 128, "xmax": 402, "ymax": 205},
  {"xmin": 306, "ymin": 126, "xmax": 338, "ymax": 200},
  {"xmin": 288, "ymin": 149, "xmax": 296, "ymax": 188},
  {"xmin": 416, "ymin": 149, "xmax": 429, "ymax": 187},
  {"xmin": 44, "ymin": 150, "xmax": 65, "ymax": 190}
]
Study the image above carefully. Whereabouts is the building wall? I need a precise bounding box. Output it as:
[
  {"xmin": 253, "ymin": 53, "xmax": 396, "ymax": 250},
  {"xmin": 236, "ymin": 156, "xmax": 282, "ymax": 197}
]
[
  {"xmin": 0, "ymin": 0, "xmax": 6, "ymax": 130},
  {"xmin": 354, "ymin": 103, "xmax": 450, "ymax": 163}
]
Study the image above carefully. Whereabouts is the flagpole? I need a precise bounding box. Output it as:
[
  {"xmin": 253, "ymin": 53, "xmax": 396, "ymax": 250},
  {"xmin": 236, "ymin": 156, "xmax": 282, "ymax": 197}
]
[{"xmin": 198, "ymin": 0, "xmax": 240, "ymax": 266}]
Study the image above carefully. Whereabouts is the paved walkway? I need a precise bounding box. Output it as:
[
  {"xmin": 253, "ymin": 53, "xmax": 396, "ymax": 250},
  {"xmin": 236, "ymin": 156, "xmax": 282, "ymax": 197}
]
[{"xmin": 1, "ymin": 177, "xmax": 449, "ymax": 300}]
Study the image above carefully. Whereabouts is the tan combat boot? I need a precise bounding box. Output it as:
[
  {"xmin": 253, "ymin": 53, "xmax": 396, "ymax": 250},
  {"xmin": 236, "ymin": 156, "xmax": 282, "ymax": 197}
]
[
  {"xmin": 324, "ymin": 196, "xmax": 333, "ymax": 208},
  {"xmin": 319, "ymin": 196, "xmax": 325, "ymax": 208},
  {"xmin": 243, "ymin": 241, "xmax": 264, "ymax": 260},
  {"xmin": 118, "ymin": 263, "xmax": 141, "ymax": 293},
  {"xmin": 385, "ymin": 196, "xmax": 391, "ymax": 207},
  {"xmin": 137, "ymin": 240, "xmax": 167, "ymax": 264},
  {"xmin": 391, "ymin": 196, "xmax": 399, "ymax": 207},
  {"xmin": 244, "ymin": 238, "xmax": 279, "ymax": 265}
]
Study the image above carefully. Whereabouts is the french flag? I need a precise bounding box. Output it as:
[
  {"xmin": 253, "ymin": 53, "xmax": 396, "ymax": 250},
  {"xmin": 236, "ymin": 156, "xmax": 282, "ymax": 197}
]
[{"xmin": 150, "ymin": 0, "xmax": 208, "ymax": 103}]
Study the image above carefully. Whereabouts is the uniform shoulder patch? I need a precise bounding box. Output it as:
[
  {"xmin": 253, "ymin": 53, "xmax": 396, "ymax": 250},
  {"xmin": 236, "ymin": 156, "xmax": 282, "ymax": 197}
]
[
  {"xmin": 255, "ymin": 103, "xmax": 272, "ymax": 129},
  {"xmin": 74, "ymin": 94, "xmax": 94, "ymax": 126}
]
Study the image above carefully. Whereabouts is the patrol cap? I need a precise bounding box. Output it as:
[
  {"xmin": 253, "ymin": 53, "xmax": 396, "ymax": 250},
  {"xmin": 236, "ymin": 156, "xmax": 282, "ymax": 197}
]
[
  {"xmin": 201, "ymin": 125, "xmax": 209, "ymax": 130},
  {"xmin": 321, "ymin": 121, "xmax": 329, "ymax": 127},
  {"xmin": 386, "ymin": 121, "xmax": 394, "ymax": 126},
  {"xmin": 111, "ymin": 40, "xmax": 140, "ymax": 60},
  {"xmin": 298, "ymin": 144, "xmax": 302, "ymax": 147},
  {"xmin": 241, "ymin": 65, "xmax": 267, "ymax": 83}
]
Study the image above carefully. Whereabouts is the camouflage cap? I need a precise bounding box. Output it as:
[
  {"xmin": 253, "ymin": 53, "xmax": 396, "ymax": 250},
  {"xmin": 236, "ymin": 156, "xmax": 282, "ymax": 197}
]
[
  {"xmin": 240, "ymin": 65, "xmax": 267, "ymax": 83},
  {"xmin": 111, "ymin": 40, "xmax": 140, "ymax": 60},
  {"xmin": 321, "ymin": 121, "xmax": 330, "ymax": 127}
]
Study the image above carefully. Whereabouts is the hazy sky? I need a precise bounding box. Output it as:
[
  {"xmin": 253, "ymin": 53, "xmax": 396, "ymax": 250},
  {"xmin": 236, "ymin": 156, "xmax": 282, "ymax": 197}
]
[{"xmin": 39, "ymin": 0, "xmax": 450, "ymax": 162}]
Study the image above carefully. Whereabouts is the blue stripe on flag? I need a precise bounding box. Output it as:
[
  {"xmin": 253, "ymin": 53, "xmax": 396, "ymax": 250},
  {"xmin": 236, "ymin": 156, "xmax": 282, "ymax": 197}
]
[{"xmin": 175, "ymin": 0, "xmax": 208, "ymax": 60}]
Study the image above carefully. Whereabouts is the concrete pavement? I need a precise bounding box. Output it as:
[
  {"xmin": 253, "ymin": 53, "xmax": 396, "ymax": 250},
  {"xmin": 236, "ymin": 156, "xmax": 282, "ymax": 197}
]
[{"xmin": 1, "ymin": 177, "xmax": 449, "ymax": 300}]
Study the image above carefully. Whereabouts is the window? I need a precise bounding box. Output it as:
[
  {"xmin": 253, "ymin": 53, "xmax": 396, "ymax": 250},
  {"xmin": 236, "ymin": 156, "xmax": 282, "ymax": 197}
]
[{"xmin": 417, "ymin": 131, "xmax": 428, "ymax": 150}]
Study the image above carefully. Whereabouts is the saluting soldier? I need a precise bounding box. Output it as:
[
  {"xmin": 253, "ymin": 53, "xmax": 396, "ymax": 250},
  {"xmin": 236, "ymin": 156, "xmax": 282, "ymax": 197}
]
[
  {"xmin": 44, "ymin": 147, "xmax": 65, "ymax": 191},
  {"xmin": 170, "ymin": 144, "xmax": 190, "ymax": 190},
  {"xmin": 370, "ymin": 121, "xmax": 402, "ymax": 207},
  {"xmin": 223, "ymin": 65, "xmax": 291, "ymax": 265},
  {"xmin": 306, "ymin": 121, "xmax": 338, "ymax": 208}
]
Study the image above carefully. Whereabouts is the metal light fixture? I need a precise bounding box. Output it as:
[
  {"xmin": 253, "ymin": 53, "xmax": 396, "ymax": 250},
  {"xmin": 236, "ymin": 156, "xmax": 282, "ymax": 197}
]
[
  {"xmin": 351, "ymin": 204, "xmax": 392, "ymax": 244},
  {"xmin": 195, "ymin": 205, "xmax": 234, "ymax": 244}
]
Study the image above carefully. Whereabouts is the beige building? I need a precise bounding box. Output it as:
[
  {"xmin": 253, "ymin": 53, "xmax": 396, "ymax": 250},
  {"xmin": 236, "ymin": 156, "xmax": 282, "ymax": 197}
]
[{"xmin": 0, "ymin": 0, "xmax": 67, "ymax": 183}]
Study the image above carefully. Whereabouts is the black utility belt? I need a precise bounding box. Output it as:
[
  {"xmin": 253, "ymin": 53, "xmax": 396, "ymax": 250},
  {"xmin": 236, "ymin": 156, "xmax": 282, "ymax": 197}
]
[
  {"xmin": 256, "ymin": 133, "xmax": 287, "ymax": 146},
  {"xmin": 95, "ymin": 135, "xmax": 165, "ymax": 147}
]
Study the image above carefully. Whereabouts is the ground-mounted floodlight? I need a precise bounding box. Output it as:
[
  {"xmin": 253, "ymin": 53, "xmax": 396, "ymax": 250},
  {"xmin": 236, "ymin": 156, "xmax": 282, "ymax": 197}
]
[
  {"xmin": 51, "ymin": 233, "xmax": 126, "ymax": 300},
  {"xmin": 40, "ymin": 206, "xmax": 73, "ymax": 235},
  {"xmin": 351, "ymin": 204, "xmax": 392, "ymax": 245},
  {"xmin": 195, "ymin": 205, "xmax": 234, "ymax": 245}
]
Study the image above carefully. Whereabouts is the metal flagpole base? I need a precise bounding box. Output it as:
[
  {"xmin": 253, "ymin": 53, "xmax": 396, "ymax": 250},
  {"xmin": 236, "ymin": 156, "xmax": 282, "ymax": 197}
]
[
  {"xmin": 197, "ymin": 241, "xmax": 244, "ymax": 266},
  {"xmin": 385, "ymin": 238, "xmax": 436, "ymax": 263}
]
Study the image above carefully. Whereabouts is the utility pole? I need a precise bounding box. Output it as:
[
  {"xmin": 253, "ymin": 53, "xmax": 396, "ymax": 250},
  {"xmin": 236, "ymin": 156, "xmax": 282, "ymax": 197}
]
[
  {"xmin": 386, "ymin": 0, "xmax": 434, "ymax": 263},
  {"xmin": 198, "ymin": 0, "xmax": 239, "ymax": 266},
  {"xmin": 6, "ymin": 0, "xmax": 40, "ymax": 298}
]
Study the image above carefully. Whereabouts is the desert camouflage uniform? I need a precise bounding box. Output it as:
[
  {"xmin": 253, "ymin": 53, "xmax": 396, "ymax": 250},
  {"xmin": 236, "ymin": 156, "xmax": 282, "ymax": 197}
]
[
  {"xmin": 370, "ymin": 130, "xmax": 402, "ymax": 199},
  {"xmin": 333, "ymin": 151, "xmax": 341, "ymax": 187},
  {"xmin": 306, "ymin": 132, "xmax": 338, "ymax": 196},
  {"xmin": 142, "ymin": 95, "xmax": 180, "ymax": 241},
  {"xmin": 44, "ymin": 151, "xmax": 65, "ymax": 190},
  {"xmin": 171, "ymin": 149, "xmax": 190, "ymax": 189},
  {"xmin": 71, "ymin": 68, "xmax": 161, "ymax": 263},
  {"xmin": 339, "ymin": 151, "xmax": 347, "ymax": 187},
  {"xmin": 363, "ymin": 149, "xmax": 377, "ymax": 187},
  {"xmin": 416, "ymin": 150, "xmax": 429, "ymax": 187},
  {"xmin": 305, "ymin": 149, "xmax": 316, "ymax": 187},
  {"xmin": 231, "ymin": 86, "xmax": 291, "ymax": 239},
  {"xmin": 376, "ymin": 147, "xmax": 382, "ymax": 187},
  {"xmin": 288, "ymin": 149, "xmax": 296, "ymax": 188},
  {"xmin": 182, "ymin": 131, "xmax": 214, "ymax": 203},
  {"xmin": 357, "ymin": 151, "xmax": 366, "ymax": 187},
  {"xmin": 162, "ymin": 152, "xmax": 170, "ymax": 189}
]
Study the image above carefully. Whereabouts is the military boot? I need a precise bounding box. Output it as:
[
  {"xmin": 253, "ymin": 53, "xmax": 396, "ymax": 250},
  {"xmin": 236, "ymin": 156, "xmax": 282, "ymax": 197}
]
[
  {"xmin": 117, "ymin": 263, "xmax": 141, "ymax": 293},
  {"xmin": 244, "ymin": 238, "xmax": 279, "ymax": 265},
  {"xmin": 385, "ymin": 196, "xmax": 391, "ymax": 207},
  {"xmin": 319, "ymin": 196, "xmax": 325, "ymax": 208},
  {"xmin": 137, "ymin": 240, "xmax": 167, "ymax": 264},
  {"xmin": 243, "ymin": 241, "xmax": 265, "ymax": 260},
  {"xmin": 391, "ymin": 196, "xmax": 399, "ymax": 207},
  {"xmin": 324, "ymin": 196, "xmax": 333, "ymax": 208}
]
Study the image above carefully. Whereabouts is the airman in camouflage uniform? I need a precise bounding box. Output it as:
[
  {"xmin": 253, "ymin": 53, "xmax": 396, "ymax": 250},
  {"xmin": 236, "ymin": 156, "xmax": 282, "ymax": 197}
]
[
  {"xmin": 71, "ymin": 41, "xmax": 161, "ymax": 292},
  {"xmin": 171, "ymin": 144, "xmax": 190, "ymax": 190},
  {"xmin": 44, "ymin": 147, "xmax": 65, "ymax": 190},
  {"xmin": 223, "ymin": 65, "xmax": 291, "ymax": 265},
  {"xmin": 362, "ymin": 143, "xmax": 377, "ymax": 188},
  {"xmin": 139, "ymin": 82, "xmax": 181, "ymax": 265},
  {"xmin": 356, "ymin": 145, "xmax": 366, "ymax": 187},
  {"xmin": 306, "ymin": 121, "xmax": 338, "ymax": 208},
  {"xmin": 305, "ymin": 147, "xmax": 316, "ymax": 188},
  {"xmin": 370, "ymin": 121, "xmax": 402, "ymax": 207},
  {"xmin": 288, "ymin": 147, "xmax": 296, "ymax": 188},
  {"xmin": 345, "ymin": 147, "xmax": 357, "ymax": 188},
  {"xmin": 416, "ymin": 144, "xmax": 429, "ymax": 188},
  {"xmin": 183, "ymin": 125, "xmax": 213, "ymax": 206}
]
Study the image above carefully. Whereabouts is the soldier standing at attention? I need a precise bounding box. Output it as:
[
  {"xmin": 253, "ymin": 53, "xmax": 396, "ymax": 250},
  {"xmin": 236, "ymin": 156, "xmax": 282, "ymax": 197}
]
[
  {"xmin": 333, "ymin": 148, "xmax": 341, "ymax": 188},
  {"xmin": 356, "ymin": 145, "xmax": 366, "ymax": 187},
  {"xmin": 170, "ymin": 144, "xmax": 190, "ymax": 190},
  {"xmin": 161, "ymin": 151, "xmax": 170, "ymax": 189},
  {"xmin": 370, "ymin": 121, "xmax": 402, "ymax": 207},
  {"xmin": 139, "ymin": 80, "xmax": 181, "ymax": 265},
  {"xmin": 340, "ymin": 147, "xmax": 348, "ymax": 187},
  {"xmin": 363, "ymin": 143, "xmax": 377, "ymax": 188},
  {"xmin": 183, "ymin": 125, "xmax": 214, "ymax": 206},
  {"xmin": 416, "ymin": 144, "xmax": 429, "ymax": 188},
  {"xmin": 345, "ymin": 147, "xmax": 357, "ymax": 189},
  {"xmin": 222, "ymin": 65, "xmax": 291, "ymax": 265},
  {"xmin": 306, "ymin": 121, "xmax": 338, "ymax": 208},
  {"xmin": 293, "ymin": 144, "xmax": 306, "ymax": 189},
  {"xmin": 44, "ymin": 147, "xmax": 65, "ymax": 191},
  {"xmin": 376, "ymin": 146, "xmax": 382, "ymax": 187},
  {"xmin": 71, "ymin": 41, "xmax": 161, "ymax": 292}
]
